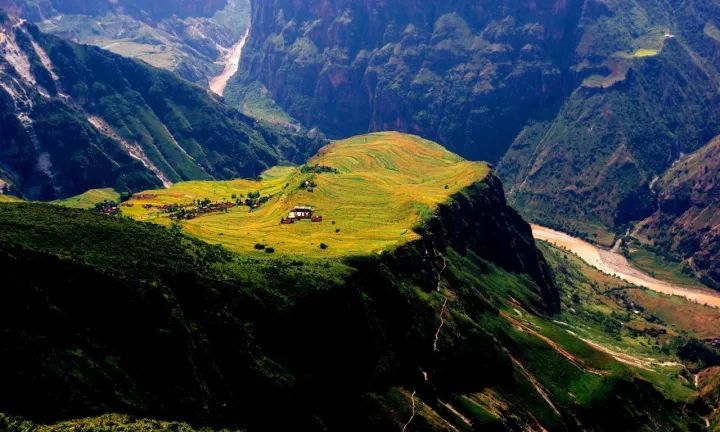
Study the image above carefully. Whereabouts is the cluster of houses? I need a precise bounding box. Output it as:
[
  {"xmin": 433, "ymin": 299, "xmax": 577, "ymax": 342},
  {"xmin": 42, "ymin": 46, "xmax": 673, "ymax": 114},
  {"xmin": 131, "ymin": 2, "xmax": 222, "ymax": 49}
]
[{"xmin": 281, "ymin": 206, "xmax": 323, "ymax": 224}]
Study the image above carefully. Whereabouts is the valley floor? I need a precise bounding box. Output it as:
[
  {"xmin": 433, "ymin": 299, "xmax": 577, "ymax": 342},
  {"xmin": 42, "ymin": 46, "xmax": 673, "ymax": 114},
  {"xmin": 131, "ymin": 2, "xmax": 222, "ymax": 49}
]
[{"xmin": 532, "ymin": 225, "xmax": 720, "ymax": 308}]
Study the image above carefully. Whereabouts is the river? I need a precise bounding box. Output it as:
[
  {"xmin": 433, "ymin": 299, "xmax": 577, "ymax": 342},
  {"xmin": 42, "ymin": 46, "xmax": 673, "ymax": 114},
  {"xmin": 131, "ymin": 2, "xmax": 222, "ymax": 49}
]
[
  {"xmin": 532, "ymin": 224, "xmax": 720, "ymax": 308},
  {"xmin": 209, "ymin": 28, "xmax": 250, "ymax": 97}
]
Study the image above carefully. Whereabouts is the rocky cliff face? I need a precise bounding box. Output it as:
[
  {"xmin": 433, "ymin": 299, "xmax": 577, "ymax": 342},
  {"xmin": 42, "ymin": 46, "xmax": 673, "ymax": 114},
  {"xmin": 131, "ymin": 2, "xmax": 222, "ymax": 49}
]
[
  {"xmin": 636, "ymin": 135, "xmax": 720, "ymax": 288},
  {"xmin": 391, "ymin": 175, "xmax": 560, "ymax": 313},
  {"xmin": 242, "ymin": 0, "xmax": 582, "ymax": 161}
]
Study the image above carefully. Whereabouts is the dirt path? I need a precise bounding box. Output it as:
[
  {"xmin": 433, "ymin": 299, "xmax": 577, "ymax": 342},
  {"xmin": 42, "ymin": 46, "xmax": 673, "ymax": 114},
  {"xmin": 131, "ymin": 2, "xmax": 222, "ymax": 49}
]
[
  {"xmin": 209, "ymin": 28, "xmax": 250, "ymax": 96},
  {"xmin": 401, "ymin": 390, "xmax": 416, "ymax": 432},
  {"xmin": 532, "ymin": 225, "xmax": 720, "ymax": 309},
  {"xmin": 502, "ymin": 312, "xmax": 607, "ymax": 376},
  {"xmin": 509, "ymin": 355, "xmax": 561, "ymax": 417},
  {"xmin": 433, "ymin": 297, "xmax": 449, "ymax": 353}
]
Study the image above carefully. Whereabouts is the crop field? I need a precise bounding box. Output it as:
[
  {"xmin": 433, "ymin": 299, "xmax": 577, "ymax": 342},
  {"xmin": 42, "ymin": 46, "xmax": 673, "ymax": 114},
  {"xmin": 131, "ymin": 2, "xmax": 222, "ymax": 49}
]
[
  {"xmin": 53, "ymin": 188, "xmax": 121, "ymax": 209},
  {"xmin": 122, "ymin": 132, "xmax": 490, "ymax": 257},
  {"xmin": 0, "ymin": 195, "xmax": 21, "ymax": 203}
]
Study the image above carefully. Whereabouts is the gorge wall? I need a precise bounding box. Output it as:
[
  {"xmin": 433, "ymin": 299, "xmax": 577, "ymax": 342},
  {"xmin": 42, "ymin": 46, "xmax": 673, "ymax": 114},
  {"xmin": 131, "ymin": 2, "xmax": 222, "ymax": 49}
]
[{"xmin": 241, "ymin": 0, "xmax": 582, "ymax": 162}]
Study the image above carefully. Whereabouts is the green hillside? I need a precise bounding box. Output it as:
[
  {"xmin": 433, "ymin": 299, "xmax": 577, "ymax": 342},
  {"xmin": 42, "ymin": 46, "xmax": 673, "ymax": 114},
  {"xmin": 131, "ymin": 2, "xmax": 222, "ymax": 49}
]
[
  {"xmin": 0, "ymin": 17, "xmax": 324, "ymax": 200},
  {"xmin": 122, "ymin": 132, "xmax": 490, "ymax": 257},
  {"xmin": 0, "ymin": 177, "xmax": 708, "ymax": 431},
  {"xmin": 52, "ymin": 188, "xmax": 120, "ymax": 209}
]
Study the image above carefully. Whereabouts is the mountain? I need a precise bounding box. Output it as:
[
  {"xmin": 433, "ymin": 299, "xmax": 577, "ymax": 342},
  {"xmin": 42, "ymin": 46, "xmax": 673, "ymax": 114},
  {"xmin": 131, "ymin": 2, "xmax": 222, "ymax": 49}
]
[
  {"xmin": 0, "ymin": 14, "xmax": 322, "ymax": 200},
  {"xmin": 10, "ymin": 0, "xmax": 229, "ymax": 21},
  {"xmin": 0, "ymin": 167, "xmax": 709, "ymax": 431},
  {"xmin": 239, "ymin": 0, "xmax": 582, "ymax": 162},
  {"xmin": 8, "ymin": 0, "xmax": 251, "ymax": 84},
  {"xmin": 239, "ymin": 0, "xmax": 720, "ymax": 251},
  {"xmin": 633, "ymin": 134, "xmax": 720, "ymax": 288},
  {"xmin": 499, "ymin": 0, "xmax": 720, "ymax": 242}
]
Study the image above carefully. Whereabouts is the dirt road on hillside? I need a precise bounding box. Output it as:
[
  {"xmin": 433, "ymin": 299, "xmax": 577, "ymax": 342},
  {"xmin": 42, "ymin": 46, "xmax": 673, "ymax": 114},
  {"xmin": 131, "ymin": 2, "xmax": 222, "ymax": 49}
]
[{"xmin": 532, "ymin": 225, "xmax": 720, "ymax": 309}]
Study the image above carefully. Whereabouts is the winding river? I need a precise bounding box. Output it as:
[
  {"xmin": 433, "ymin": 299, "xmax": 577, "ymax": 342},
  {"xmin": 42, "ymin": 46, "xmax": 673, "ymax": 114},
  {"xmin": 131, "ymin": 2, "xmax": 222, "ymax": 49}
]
[
  {"xmin": 532, "ymin": 224, "xmax": 720, "ymax": 308},
  {"xmin": 209, "ymin": 28, "xmax": 250, "ymax": 97}
]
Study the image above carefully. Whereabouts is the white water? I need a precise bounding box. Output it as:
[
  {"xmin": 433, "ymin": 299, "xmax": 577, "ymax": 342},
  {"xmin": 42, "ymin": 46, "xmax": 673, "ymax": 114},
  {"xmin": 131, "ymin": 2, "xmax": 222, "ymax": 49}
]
[
  {"xmin": 209, "ymin": 28, "xmax": 250, "ymax": 96},
  {"xmin": 532, "ymin": 225, "xmax": 720, "ymax": 309}
]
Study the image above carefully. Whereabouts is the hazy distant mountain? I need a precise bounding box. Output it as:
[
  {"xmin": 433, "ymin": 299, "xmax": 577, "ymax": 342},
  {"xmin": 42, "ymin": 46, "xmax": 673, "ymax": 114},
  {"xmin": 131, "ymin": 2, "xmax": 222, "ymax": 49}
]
[
  {"xmin": 0, "ymin": 13, "xmax": 321, "ymax": 199},
  {"xmin": 7, "ymin": 0, "xmax": 251, "ymax": 84}
]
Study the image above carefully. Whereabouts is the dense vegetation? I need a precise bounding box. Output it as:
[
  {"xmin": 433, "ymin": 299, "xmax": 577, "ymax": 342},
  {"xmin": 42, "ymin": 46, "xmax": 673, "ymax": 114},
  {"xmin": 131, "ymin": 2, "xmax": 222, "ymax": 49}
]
[
  {"xmin": 634, "ymin": 134, "xmax": 720, "ymax": 288},
  {"xmin": 0, "ymin": 177, "xmax": 707, "ymax": 431},
  {"xmin": 239, "ymin": 0, "xmax": 582, "ymax": 162}
]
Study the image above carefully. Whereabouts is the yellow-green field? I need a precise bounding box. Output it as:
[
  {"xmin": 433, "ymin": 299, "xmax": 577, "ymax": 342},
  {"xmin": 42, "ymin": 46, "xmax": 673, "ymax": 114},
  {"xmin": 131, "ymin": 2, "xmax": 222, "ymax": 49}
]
[
  {"xmin": 633, "ymin": 48, "xmax": 660, "ymax": 58},
  {"xmin": 122, "ymin": 132, "xmax": 490, "ymax": 257},
  {"xmin": 0, "ymin": 195, "xmax": 21, "ymax": 203},
  {"xmin": 53, "ymin": 188, "xmax": 120, "ymax": 209}
]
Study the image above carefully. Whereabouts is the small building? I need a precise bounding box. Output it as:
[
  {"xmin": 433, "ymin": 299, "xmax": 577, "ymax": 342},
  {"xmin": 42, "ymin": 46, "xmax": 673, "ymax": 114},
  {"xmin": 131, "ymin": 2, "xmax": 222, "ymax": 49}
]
[
  {"xmin": 282, "ymin": 206, "xmax": 323, "ymax": 224},
  {"xmin": 288, "ymin": 206, "xmax": 313, "ymax": 220}
]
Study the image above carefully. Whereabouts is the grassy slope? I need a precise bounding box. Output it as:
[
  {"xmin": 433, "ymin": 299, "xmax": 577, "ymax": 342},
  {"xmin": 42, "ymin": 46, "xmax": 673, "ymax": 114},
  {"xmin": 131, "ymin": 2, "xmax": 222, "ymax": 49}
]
[
  {"xmin": 536, "ymin": 241, "xmax": 720, "ymax": 401},
  {"xmin": 0, "ymin": 195, "xmax": 22, "ymax": 203},
  {"xmin": 0, "ymin": 201, "xmax": 706, "ymax": 431},
  {"xmin": 626, "ymin": 242, "xmax": 704, "ymax": 288},
  {"xmin": 52, "ymin": 188, "xmax": 120, "ymax": 209},
  {"xmin": 0, "ymin": 413, "xmax": 237, "ymax": 432},
  {"xmin": 122, "ymin": 132, "xmax": 490, "ymax": 257}
]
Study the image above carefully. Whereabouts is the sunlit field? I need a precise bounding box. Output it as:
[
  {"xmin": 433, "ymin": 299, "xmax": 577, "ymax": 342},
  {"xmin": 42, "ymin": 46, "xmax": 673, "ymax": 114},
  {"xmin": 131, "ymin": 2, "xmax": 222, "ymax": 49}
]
[{"xmin": 122, "ymin": 132, "xmax": 490, "ymax": 257}]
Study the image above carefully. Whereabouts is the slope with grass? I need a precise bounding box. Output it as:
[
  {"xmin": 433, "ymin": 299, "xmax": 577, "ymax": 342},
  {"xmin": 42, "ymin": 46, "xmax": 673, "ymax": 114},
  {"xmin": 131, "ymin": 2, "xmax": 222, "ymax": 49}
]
[
  {"xmin": 51, "ymin": 188, "xmax": 120, "ymax": 209},
  {"xmin": 634, "ymin": 134, "xmax": 720, "ymax": 288},
  {"xmin": 0, "ymin": 189, "xmax": 707, "ymax": 431},
  {"xmin": 122, "ymin": 132, "xmax": 490, "ymax": 257},
  {"xmin": 0, "ymin": 15, "xmax": 324, "ymax": 200}
]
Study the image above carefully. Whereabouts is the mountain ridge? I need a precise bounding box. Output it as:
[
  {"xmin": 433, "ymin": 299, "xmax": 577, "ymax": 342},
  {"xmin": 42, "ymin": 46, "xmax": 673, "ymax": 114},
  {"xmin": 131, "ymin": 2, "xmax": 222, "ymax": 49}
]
[{"xmin": 0, "ymin": 15, "xmax": 323, "ymax": 200}]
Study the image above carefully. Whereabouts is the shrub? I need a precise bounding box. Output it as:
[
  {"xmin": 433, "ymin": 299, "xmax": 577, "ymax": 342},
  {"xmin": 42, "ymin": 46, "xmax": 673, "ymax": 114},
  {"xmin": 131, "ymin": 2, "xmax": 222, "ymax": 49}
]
[
  {"xmin": 254, "ymin": 243, "xmax": 266, "ymax": 250},
  {"xmin": 265, "ymin": 247, "xmax": 275, "ymax": 254},
  {"xmin": 320, "ymin": 243, "xmax": 328, "ymax": 250}
]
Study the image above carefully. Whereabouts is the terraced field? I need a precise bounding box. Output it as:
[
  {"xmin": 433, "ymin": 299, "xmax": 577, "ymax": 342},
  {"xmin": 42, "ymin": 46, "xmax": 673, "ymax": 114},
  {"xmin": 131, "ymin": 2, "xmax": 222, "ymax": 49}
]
[
  {"xmin": 52, "ymin": 188, "xmax": 120, "ymax": 209},
  {"xmin": 0, "ymin": 195, "xmax": 21, "ymax": 203},
  {"xmin": 122, "ymin": 132, "xmax": 490, "ymax": 257}
]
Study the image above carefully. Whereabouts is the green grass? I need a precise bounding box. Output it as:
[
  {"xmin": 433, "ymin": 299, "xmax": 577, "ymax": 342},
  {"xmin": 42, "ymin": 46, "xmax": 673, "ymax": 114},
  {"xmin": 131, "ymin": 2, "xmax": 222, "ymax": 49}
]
[
  {"xmin": 633, "ymin": 48, "xmax": 660, "ymax": 57},
  {"xmin": 536, "ymin": 242, "xmax": 700, "ymax": 403},
  {"xmin": 626, "ymin": 243, "xmax": 704, "ymax": 288},
  {"xmin": 0, "ymin": 413, "xmax": 238, "ymax": 432},
  {"xmin": 52, "ymin": 188, "xmax": 120, "ymax": 209},
  {"xmin": 122, "ymin": 132, "xmax": 490, "ymax": 257},
  {"xmin": 0, "ymin": 195, "xmax": 22, "ymax": 203}
]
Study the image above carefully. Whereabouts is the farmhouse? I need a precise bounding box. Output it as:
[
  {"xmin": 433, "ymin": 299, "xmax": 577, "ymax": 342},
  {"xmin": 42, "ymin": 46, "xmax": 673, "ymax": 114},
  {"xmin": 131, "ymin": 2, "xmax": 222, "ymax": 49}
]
[
  {"xmin": 289, "ymin": 206, "xmax": 313, "ymax": 219},
  {"xmin": 282, "ymin": 206, "xmax": 322, "ymax": 224}
]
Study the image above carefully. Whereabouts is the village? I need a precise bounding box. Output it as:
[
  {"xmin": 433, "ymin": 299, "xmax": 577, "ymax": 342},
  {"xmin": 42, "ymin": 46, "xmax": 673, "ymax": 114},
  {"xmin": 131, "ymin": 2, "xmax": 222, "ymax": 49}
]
[{"xmin": 124, "ymin": 191, "xmax": 274, "ymax": 220}]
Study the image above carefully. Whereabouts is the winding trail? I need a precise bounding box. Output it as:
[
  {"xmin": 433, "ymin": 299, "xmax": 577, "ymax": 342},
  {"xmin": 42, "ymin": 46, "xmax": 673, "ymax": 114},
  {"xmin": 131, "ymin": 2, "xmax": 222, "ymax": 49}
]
[
  {"xmin": 433, "ymin": 297, "xmax": 449, "ymax": 353},
  {"xmin": 532, "ymin": 225, "xmax": 720, "ymax": 309},
  {"xmin": 432, "ymin": 253, "xmax": 449, "ymax": 353},
  {"xmin": 209, "ymin": 28, "xmax": 250, "ymax": 96},
  {"xmin": 509, "ymin": 355, "xmax": 561, "ymax": 416},
  {"xmin": 501, "ymin": 311, "xmax": 607, "ymax": 376},
  {"xmin": 401, "ymin": 390, "xmax": 416, "ymax": 432}
]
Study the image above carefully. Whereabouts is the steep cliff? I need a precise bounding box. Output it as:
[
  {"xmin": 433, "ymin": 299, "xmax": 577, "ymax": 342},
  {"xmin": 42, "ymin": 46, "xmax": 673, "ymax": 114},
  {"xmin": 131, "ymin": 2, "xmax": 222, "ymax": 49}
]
[
  {"xmin": 636, "ymin": 135, "xmax": 720, "ymax": 288},
  {"xmin": 240, "ymin": 0, "xmax": 582, "ymax": 161}
]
